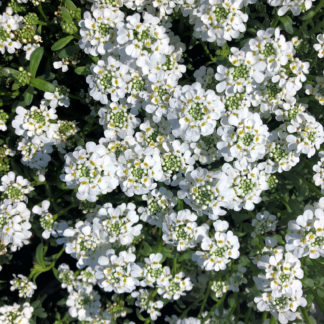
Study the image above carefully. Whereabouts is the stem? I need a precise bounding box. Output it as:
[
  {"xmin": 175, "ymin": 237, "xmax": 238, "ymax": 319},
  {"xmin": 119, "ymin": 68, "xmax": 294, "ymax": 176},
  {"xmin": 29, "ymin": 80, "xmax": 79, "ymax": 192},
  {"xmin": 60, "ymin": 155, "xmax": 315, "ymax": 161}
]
[
  {"xmin": 300, "ymin": 307, "xmax": 312, "ymax": 324},
  {"xmin": 201, "ymin": 42, "xmax": 217, "ymax": 63},
  {"xmin": 198, "ymin": 283, "xmax": 210, "ymax": 318},
  {"xmin": 270, "ymin": 316, "xmax": 277, "ymax": 324},
  {"xmin": 262, "ymin": 311, "xmax": 267, "ymax": 322},
  {"xmin": 172, "ymin": 257, "xmax": 177, "ymax": 275},
  {"xmin": 37, "ymin": 4, "xmax": 48, "ymax": 22},
  {"xmin": 202, "ymin": 294, "xmax": 226, "ymax": 323}
]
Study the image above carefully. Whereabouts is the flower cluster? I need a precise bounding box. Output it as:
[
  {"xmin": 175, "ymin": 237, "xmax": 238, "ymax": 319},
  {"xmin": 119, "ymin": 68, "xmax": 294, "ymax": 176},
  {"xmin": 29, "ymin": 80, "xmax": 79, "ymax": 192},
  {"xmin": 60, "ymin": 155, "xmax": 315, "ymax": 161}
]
[
  {"xmin": 254, "ymin": 243, "xmax": 306, "ymax": 324},
  {"xmin": 285, "ymin": 198, "xmax": 324, "ymax": 259}
]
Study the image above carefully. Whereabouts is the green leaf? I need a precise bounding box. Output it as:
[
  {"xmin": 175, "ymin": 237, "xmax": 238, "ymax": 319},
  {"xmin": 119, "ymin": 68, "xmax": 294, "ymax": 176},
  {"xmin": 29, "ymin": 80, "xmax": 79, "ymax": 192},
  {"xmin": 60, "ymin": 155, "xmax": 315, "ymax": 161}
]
[
  {"xmin": 280, "ymin": 16, "xmax": 294, "ymax": 34},
  {"xmin": 30, "ymin": 78, "xmax": 56, "ymax": 92},
  {"xmin": 74, "ymin": 66, "xmax": 90, "ymax": 75},
  {"xmin": 51, "ymin": 35, "xmax": 74, "ymax": 51},
  {"xmin": 35, "ymin": 243, "xmax": 46, "ymax": 268},
  {"xmin": 58, "ymin": 44, "xmax": 79, "ymax": 59},
  {"xmin": 65, "ymin": 0, "xmax": 77, "ymax": 11},
  {"xmin": 11, "ymin": 82, "xmax": 21, "ymax": 90},
  {"xmin": 301, "ymin": 10, "xmax": 316, "ymax": 21},
  {"xmin": 23, "ymin": 86, "xmax": 34, "ymax": 106},
  {"xmin": 61, "ymin": 7, "xmax": 72, "ymax": 23},
  {"xmin": 29, "ymin": 47, "xmax": 44, "ymax": 78},
  {"xmin": 1, "ymin": 67, "xmax": 19, "ymax": 78}
]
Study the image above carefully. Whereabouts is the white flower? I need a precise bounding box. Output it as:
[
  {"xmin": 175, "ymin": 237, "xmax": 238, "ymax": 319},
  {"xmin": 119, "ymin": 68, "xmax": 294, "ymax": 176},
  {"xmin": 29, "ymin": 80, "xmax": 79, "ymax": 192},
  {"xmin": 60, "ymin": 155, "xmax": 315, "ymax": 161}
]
[
  {"xmin": 285, "ymin": 198, "xmax": 324, "ymax": 259},
  {"xmin": 60, "ymin": 141, "xmax": 119, "ymax": 202},
  {"xmin": 193, "ymin": 220, "xmax": 240, "ymax": 271},
  {"xmin": 96, "ymin": 249, "xmax": 142, "ymax": 293},
  {"xmin": 32, "ymin": 200, "xmax": 55, "ymax": 239},
  {"xmin": 0, "ymin": 302, "xmax": 33, "ymax": 324},
  {"xmin": 168, "ymin": 82, "xmax": 225, "ymax": 142},
  {"xmin": 0, "ymin": 200, "xmax": 32, "ymax": 252},
  {"xmin": 0, "ymin": 171, "xmax": 33, "ymax": 202},
  {"xmin": 10, "ymin": 274, "xmax": 37, "ymax": 298},
  {"xmin": 162, "ymin": 209, "xmax": 208, "ymax": 251},
  {"xmin": 314, "ymin": 34, "xmax": 324, "ymax": 58}
]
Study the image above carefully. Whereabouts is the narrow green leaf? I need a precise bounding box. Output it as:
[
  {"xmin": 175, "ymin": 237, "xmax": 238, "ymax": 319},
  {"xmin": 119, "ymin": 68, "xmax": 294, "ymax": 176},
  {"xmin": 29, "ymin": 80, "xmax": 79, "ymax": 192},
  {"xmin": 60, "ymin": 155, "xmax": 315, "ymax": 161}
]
[
  {"xmin": 58, "ymin": 44, "xmax": 79, "ymax": 59},
  {"xmin": 29, "ymin": 47, "xmax": 44, "ymax": 78},
  {"xmin": 280, "ymin": 16, "xmax": 294, "ymax": 34},
  {"xmin": 65, "ymin": 0, "xmax": 77, "ymax": 11},
  {"xmin": 23, "ymin": 86, "xmax": 34, "ymax": 106},
  {"xmin": 74, "ymin": 66, "xmax": 90, "ymax": 75},
  {"xmin": 30, "ymin": 78, "xmax": 56, "ymax": 92},
  {"xmin": 61, "ymin": 7, "xmax": 72, "ymax": 23},
  {"xmin": 51, "ymin": 35, "xmax": 74, "ymax": 51},
  {"xmin": 35, "ymin": 243, "xmax": 46, "ymax": 268},
  {"xmin": 1, "ymin": 67, "xmax": 19, "ymax": 78}
]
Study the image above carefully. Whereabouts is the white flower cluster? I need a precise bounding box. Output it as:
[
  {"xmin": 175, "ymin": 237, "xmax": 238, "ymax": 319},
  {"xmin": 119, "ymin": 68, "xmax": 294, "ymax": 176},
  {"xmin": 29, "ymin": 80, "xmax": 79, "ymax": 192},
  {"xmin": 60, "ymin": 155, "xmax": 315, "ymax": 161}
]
[
  {"xmin": 305, "ymin": 74, "xmax": 324, "ymax": 106},
  {"xmin": 32, "ymin": 200, "xmax": 56, "ymax": 239},
  {"xmin": 0, "ymin": 109, "xmax": 9, "ymax": 132},
  {"xmin": 313, "ymin": 152, "xmax": 324, "ymax": 194},
  {"xmin": 0, "ymin": 302, "xmax": 33, "ymax": 324},
  {"xmin": 252, "ymin": 211, "xmax": 278, "ymax": 237},
  {"xmin": 193, "ymin": 220, "xmax": 240, "ymax": 271},
  {"xmin": 254, "ymin": 243, "xmax": 306, "ymax": 324},
  {"xmin": 10, "ymin": 274, "xmax": 37, "ymax": 298},
  {"xmin": 267, "ymin": 0, "xmax": 316, "ymax": 16},
  {"xmin": 12, "ymin": 103, "xmax": 77, "ymax": 173},
  {"xmin": 184, "ymin": 0, "xmax": 255, "ymax": 45},
  {"xmin": 0, "ymin": 7, "xmax": 42, "ymax": 59},
  {"xmin": 0, "ymin": 199, "xmax": 31, "ymax": 252},
  {"xmin": 285, "ymin": 198, "xmax": 324, "ymax": 259},
  {"xmin": 211, "ymin": 265, "xmax": 247, "ymax": 297},
  {"xmin": 57, "ymin": 264, "xmax": 112, "ymax": 322}
]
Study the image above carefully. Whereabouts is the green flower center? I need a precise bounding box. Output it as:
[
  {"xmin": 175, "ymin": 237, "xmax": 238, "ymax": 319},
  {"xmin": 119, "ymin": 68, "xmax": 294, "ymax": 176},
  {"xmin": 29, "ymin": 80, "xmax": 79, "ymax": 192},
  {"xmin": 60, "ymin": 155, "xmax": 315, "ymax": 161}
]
[
  {"xmin": 6, "ymin": 186, "xmax": 23, "ymax": 200},
  {"xmin": 30, "ymin": 111, "xmax": 45, "ymax": 124},
  {"xmin": 225, "ymin": 93, "xmax": 243, "ymax": 111},
  {"xmin": 193, "ymin": 186, "xmax": 214, "ymax": 206},
  {"xmin": 110, "ymin": 111, "xmax": 127, "ymax": 128},
  {"xmin": 232, "ymin": 64, "xmax": 249, "ymax": 81},
  {"xmin": 169, "ymin": 280, "xmax": 181, "ymax": 292},
  {"xmin": 262, "ymin": 43, "xmax": 276, "ymax": 57},
  {"xmin": 79, "ymin": 165, "xmax": 91, "ymax": 178},
  {"xmin": 267, "ymin": 81, "xmax": 281, "ymax": 99},
  {"xmin": 188, "ymin": 103, "xmax": 206, "ymax": 121},
  {"xmin": 241, "ymin": 133, "xmax": 254, "ymax": 146},
  {"xmin": 98, "ymin": 22, "xmax": 112, "ymax": 37},
  {"xmin": 40, "ymin": 214, "xmax": 54, "ymax": 230},
  {"xmin": 239, "ymin": 178, "xmax": 254, "ymax": 195},
  {"xmin": 134, "ymin": 29, "xmax": 157, "ymax": 44},
  {"xmin": 131, "ymin": 166, "xmax": 147, "ymax": 182},
  {"xmin": 175, "ymin": 225, "xmax": 192, "ymax": 241},
  {"xmin": 214, "ymin": 7, "xmax": 229, "ymax": 21},
  {"xmin": 132, "ymin": 79, "xmax": 145, "ymax": 92},
  {"xmin": 270, "ymin": 145, "xmax": 288, "ymax": 162},
  {"xmin": 148, "ymin": 200, "xmax": 163, "ymax": 214},
  {"xmin": 212, "ymin": 246, "xmax": 227, "ymax": 257},
  {"xmin": 99, "ymin": 71, "xmax": 113, "ymax": 89},
  {"xmin": 162, "ymin": 154, "xmax": 181, "ymax": 173}
]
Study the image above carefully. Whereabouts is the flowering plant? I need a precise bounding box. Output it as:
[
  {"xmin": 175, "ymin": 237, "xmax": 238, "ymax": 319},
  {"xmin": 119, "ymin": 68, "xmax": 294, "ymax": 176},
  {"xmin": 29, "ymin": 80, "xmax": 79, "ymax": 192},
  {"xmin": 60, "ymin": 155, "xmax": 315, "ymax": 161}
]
[{"xmin": 0, "ymin": 0, "xmax": 323, "ymax": 323}]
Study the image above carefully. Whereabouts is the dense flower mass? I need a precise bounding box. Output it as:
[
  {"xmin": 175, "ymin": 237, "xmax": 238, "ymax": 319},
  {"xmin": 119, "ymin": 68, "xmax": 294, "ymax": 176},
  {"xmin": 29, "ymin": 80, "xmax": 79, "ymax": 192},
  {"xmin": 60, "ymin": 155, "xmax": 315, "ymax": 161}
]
[{"xmin": 0, "ymin": 0, "xmax": 323, "ymax": 323}]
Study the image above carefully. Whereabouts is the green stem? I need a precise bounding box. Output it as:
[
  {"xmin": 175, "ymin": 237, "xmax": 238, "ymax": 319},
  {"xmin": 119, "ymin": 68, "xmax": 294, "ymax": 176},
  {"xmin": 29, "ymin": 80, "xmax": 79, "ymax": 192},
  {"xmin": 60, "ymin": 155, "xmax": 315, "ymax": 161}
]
[
  {"xmin": 202, "ymin": 294, "xmax": 226, "ymax": 323},
  {"xmin": 37, "ymin": 4, "xmax": 48, "ymax": 22},
  {"xmin": 300, "ymin": 307, "xmax": 312, "ymax": 324},
  {"xmin": 270, "ymin": 316, "xmax": 277, "ymax": 324},
  {"xmin": 262, "ymin": 311, "xmax": 267, "ymax": 322},
  {"xmin": 198, "ymin": 283, "xmax": 210, "ymax": 318},
  {"xmin": 172, "ymin": 257, "xmax": 177, "ymax": 275},
  {"xmin": 201, "ymin": 42, "xmax": 217, "ymax": 63}
]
